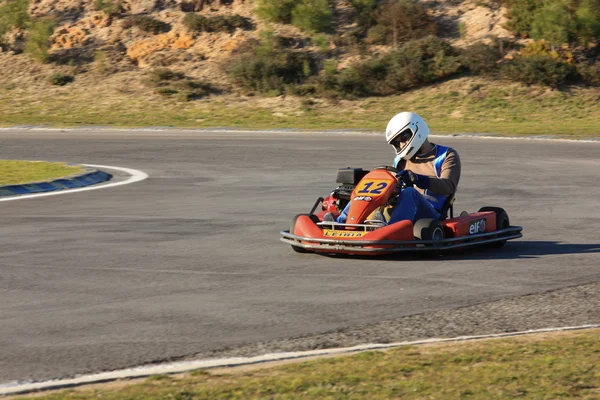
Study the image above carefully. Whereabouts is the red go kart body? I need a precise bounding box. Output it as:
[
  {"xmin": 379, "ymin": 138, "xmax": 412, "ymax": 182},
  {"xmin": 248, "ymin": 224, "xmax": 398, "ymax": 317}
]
[{"xmin": 281, "ymin": 168, "xmax": 523, "ymax": 255}]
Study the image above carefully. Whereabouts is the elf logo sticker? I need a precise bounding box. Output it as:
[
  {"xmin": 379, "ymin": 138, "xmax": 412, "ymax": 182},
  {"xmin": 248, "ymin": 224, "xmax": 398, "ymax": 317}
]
[
  {"xmin": 354, "ymin": 196, "xmax": 373, "ymax": 202},
  {"xmin": 469, "ymin": 219, "xmax": 487, "ymax": 235}
]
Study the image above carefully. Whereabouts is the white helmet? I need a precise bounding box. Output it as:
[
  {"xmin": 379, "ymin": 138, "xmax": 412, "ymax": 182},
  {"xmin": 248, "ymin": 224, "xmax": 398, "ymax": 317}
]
[{"xmin": 385, "ymin": 112, "xmax": 430, "ymax": 160}]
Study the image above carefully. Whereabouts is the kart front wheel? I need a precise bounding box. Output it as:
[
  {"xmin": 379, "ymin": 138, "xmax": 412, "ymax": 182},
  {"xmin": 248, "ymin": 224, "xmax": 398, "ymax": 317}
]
[
  {"xmin": 479, "ymin": 206, "xmax": 509, "ymax": 248},
  {"xmin": 289, "ymin": 214, "xmax": 320, "ymax": 253},
  {"xmin": 413, "ymin": 218, "xmax": 444, "ymax": 242}
]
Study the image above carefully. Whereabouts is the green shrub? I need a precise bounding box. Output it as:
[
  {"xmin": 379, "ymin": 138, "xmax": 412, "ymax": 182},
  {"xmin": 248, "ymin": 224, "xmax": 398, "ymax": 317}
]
[
  {"xmin": 150, "ymin": 68, "xmax": 185, "ymax": 82},
  {"xmin": 504, "ymin": 0, "xmax": 540, "ymax": 38},
  {"xmin": 365, "ymin": 24, "xmax": 387, "ymax": 45},
  {"xmin": 174, "ymin": 81, "xmax": 213, "ymax": 101},
  {"xmin": 351, "ymin": 0, "xmax": 378, "ymax": 30},
  {"xmin": 149, "ymin": 69, "xmax": 214, "ymax": 100},
  {"xmin": 25, "ymin": 18, "xmax": 55, "ymax": 63},
  {"xmin": 291, "ymin": 0, "xmax": 332, "ymax": 33},
  {"xmin": 336, "ymin": 67, "xmax": 371, "ymax": 98},
  {"xmin": 173, "ymin": 79, "xmax": 212, "ymax": 93},
  {"xmin": 229, "ymin": 43, "xmax": 314, "ymax": 93},
  {"xmin": 48, "ymin": 73, "xmax": 74, "ymax": 86},
  {"xmin": 575, "ymin": 0, "xmax": 600, "ymax": 45},
  {"xmin": 95, "ymin": 0, "xmax": 120, "ymax": 15},
  {"xmin": 461, "ymin": 42, "xmax": 503, "ymax": 75},
  {"xmin": 256, "ymin": 0, "xmax": 299, "ymax": 23},
  {"xmin": 155, "ymin": 87, "xmax": 178, "ymax": 96},
  {"xmin": 504, "ymin": 0, "xmax": 600, "ymax": 45},
  {"xmin": 183, "ymin": 14, "xmax": 252, "ymax": 33},
  {"xmin": 123, "ymin": 15, "xmax": 171, "ymax": 34},
  {"xmin": 372, "ymin": 0, "xmax": 436, "ymax": 48},
  {"xmin": 323, "ymin": 59, "xmax": 337, "ymax": 75},
  {"xmin": 501, "ymin": 54, "xmax": 575, "ymax": 87},
  {"xmin": 576, "ymin": 61, "xmax": 600, "ymax": 85},
  {"xmin": 93, "ymin": 49, "xmax": 109, "ymax": 74},
  {"xmin": 382, "ymin": 36, "xmax": 462, "ymax": 91},
  {"xmin": 312, "ymin": 34, "xmax": 329, "ymax": 52},
  {"xmin": 531, "ymin": 0, "xmax": 574, "ymax": 46},
  {"xmin": 321, "ymin": 36, "xmax": 462, "ymax": 98},
  {"xmin": 0, "ymin": 0, "xmax": 30, "ymax": 37}
]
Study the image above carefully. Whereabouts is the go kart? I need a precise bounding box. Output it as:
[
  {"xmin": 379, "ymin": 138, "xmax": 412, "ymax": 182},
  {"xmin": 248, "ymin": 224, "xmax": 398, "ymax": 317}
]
[{"xmin": 280, "ymin": 166, "xmax": 523, "ymax": 255}]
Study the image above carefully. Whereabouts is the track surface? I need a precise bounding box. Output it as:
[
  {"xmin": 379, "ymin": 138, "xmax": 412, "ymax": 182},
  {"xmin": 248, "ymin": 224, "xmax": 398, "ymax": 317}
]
[{"xmin": 0, "ymin": 130, "xmax": 599, "ymax": 383}]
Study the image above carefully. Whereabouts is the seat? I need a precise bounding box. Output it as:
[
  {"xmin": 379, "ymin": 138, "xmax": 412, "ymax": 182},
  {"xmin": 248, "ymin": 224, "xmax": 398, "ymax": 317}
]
[{"xmin": 439, "ymin": 194, "xmax": 456, "ymax": 220}]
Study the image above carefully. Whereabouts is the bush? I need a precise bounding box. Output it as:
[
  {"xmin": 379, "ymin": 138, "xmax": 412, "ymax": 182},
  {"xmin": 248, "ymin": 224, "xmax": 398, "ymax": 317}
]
[
  {"xmin": 320, "ymin": 36, "xmax": 462, "ymax": 98},
  {"xmin": 48, "ymin": 73, "xmax": 74, "ymax": 86},
  {"xmin": 504, "ymin": 0, "xmax": 540, "ymax": 38},
  {"xmin": 228, "ymin": 42, "xmax": 314, "ymax": 93},
  {"xmin": 382, "ymin": 36, "xmax": 462, "ymax": 91},
  {"xmin": 155, "ymin": 87, "xmax": 178, "ymax": 96},
  {"xmin": 575, "ymin": 0, "xmax": 600, "ymax": 45},
  {"xmin": 291, "ymin": 0, "xmax": 332, "ymax": 33},
  {"xmin": 504, "ymin": 0, "xmax": 600, "ymax": 45},
  {"xmin": 372, "ymin": 0, "xmax": 436, "ymax": 48},
  {"xmin": 183, "ymin": 14, "xmax": 252, "ymax": 33},
  {"xmin": 256, "ymin": 0, "xmax": 299, "ymax": 24},
  {"xmin": 0, "ymin": 0, "xmax": 30, "ymax": 37},
  {"xmin": 123, "ymin": 15, "xmax": 171, "ymax": 34},
  {"xmin": 461, "ymin": 42, "xmax": 503, "ymax": 75},
  {"xmin": 94, "ymin": 0, "xmax": 121, "ymax": 15},
  {"xmin": 150, "ymin": 70, "xmax": 214, "ymax": 100},
  {"xmin": 501, "ymin": 54, "xmax": 576, "ymax": 87},
  {"xmin": 150, "ymin": 68, "xmax": 185, "ymax": 82},
  {"xmin": 25, "ymin": 18, "xmax": 55, "ymax": 63},
  {"xmin": 531, "ymin": 0, "xmax": 574, "ymax": 46},
  {"xmin": 351, "ymin": 0, "xmax": 378, "ymax": 30},
  {"xmin": 576, "ymin": 61, "xmax": 600, "ymax": 85},
  {"xmin": 365, "ymin": 24, "xmax": 387, "ymax": 45}
]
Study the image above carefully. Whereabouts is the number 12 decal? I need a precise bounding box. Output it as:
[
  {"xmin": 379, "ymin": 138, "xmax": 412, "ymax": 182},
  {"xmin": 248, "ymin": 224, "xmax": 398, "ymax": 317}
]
[{"xmin": 357, "ymin": 181, "xmax": 389, "ymax": 195}]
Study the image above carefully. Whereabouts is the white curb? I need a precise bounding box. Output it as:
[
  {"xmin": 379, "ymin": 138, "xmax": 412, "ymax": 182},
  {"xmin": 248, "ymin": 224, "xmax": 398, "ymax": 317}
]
[{"xmin": 0, "ymin": 164, "xmax": 148, "ymax": 203}]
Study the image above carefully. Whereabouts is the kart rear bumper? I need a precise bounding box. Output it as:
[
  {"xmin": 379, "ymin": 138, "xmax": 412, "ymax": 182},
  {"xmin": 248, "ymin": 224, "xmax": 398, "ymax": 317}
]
[{"xmin": 280, "ymin": 226, "xmax": 523, "ymax": 254}]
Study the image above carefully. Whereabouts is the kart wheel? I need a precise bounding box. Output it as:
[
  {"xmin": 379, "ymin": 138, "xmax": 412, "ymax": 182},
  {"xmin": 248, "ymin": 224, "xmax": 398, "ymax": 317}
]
[
  {"xmin": 413, "ymin": 218, "xmax": 444, "ymax": 242},
  {"xmin": 289, "ymin": 214, "xmax": 320, "ymax": 253},
  {"xmin": 479, "ymin": 207, "xmax": 509, "ymax": 248}
]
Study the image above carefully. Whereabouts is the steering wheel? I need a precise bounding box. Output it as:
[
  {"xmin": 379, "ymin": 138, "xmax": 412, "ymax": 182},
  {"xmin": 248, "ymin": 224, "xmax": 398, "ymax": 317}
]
[
  {"xmin": 374, "ymin": 165, "xmax": 399, "ymax": 173},
  {"xmin": 397, "ymin": 174, "xmax": 414, "ymax": 188}
]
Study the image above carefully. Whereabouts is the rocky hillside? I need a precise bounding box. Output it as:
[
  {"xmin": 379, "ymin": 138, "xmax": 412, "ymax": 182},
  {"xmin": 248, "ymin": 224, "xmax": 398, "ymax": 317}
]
[
  {"xmin": 0, "ymin": 0, "xmax": 598, "ymax": 99},
  {"xmin": 0, "ymin": 1, "xmax": 514, "ymax": 85}
]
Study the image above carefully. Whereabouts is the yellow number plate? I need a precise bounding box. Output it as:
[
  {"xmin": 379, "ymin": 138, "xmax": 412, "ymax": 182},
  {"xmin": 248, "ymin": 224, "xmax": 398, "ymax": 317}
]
[
  {"xmin": 353, "ymin": 179, "xmax": 392, "ymax": 198},
  {"xmin": 323, "ymin": 230, "xmax": 368, "ymax": 238}
]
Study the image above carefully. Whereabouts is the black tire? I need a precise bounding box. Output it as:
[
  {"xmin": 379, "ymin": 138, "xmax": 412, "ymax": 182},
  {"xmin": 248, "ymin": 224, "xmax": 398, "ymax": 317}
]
[
  {"xmin": 289, "ymin": 214, "xmax": 320, "ymax": 253},
  {"xmin": 413, "ymin": 218, "xmax": 445, "ymax": 242},
  {"xmin": 478, "ymin": 206, "xmax": 509, "ymax": 248}
]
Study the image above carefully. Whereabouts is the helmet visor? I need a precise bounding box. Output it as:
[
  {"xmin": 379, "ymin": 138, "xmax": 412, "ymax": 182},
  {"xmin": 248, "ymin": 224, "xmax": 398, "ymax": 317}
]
[{"xmin": 389, "ymin": 128, "xmax": 414, "ymax": 153}]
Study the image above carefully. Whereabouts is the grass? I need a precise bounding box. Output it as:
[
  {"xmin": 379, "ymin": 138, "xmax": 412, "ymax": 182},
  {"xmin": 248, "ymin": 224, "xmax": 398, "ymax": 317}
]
[
  {"xmin": 0, "ymin": 160, "xmax": 83, "ymax": 185},
  {"xmin": 15, "ymin": 329, "xmax": 600, "ymax": 399},
  {"xmin": 1, "ymin": 76, "xmax": 600, "ymax": 137}
]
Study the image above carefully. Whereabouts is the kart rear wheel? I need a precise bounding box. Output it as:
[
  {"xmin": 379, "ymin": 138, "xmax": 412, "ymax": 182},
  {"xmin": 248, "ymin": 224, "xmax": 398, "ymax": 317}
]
[
  {"xmin": 479, "ymin": 206, "xmax": 509, "ymax": 248},
  {"xmin": 413, "ymin": 218, "xmax": 444, "ymax": 242},
  {"xmin": 289, "ymin": 214, "xmax": 320, "ymax": 253}
]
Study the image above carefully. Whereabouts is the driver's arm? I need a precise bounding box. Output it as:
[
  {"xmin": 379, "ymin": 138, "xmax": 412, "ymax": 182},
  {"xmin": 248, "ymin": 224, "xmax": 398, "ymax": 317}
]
[{"xmin": 428, "ymin": 149, "xmax": 461, "ymax": 195}]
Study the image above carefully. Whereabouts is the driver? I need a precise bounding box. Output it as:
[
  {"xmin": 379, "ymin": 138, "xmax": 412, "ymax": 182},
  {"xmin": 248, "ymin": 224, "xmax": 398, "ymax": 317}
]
[{"xmin": 334, "ymin": 111, "xmax": 461, "ymax": 224}]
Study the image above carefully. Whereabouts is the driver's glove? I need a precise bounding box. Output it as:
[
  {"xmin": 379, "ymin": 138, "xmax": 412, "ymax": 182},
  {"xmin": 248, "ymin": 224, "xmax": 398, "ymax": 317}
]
[{"xmin": 397, "ymin": 170, "xmax": 431, "ymax": 189}]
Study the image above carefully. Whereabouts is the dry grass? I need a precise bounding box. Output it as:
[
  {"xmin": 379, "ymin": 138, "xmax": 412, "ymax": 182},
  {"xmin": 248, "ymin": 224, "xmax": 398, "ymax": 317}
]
[
  {"xmin": 15, "ymin": 329, "xmax": 600, "ymax": 399},
  {"xmin": 1, "ymin": 52, "xmax": 600, "ymax": 137}
]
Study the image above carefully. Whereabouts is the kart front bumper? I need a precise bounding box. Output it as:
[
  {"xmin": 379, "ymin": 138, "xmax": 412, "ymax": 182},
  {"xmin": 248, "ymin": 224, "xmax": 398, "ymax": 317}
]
[{"xmin": 280, "ymin": 226, "xmax": 523, "ymax": 254}]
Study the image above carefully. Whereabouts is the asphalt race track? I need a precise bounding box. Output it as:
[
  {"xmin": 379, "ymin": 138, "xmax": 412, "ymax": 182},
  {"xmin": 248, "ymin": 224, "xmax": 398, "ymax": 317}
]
[{"xmin": 1, "ymin": 129, "xmax": 599, "ymax": 383}]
